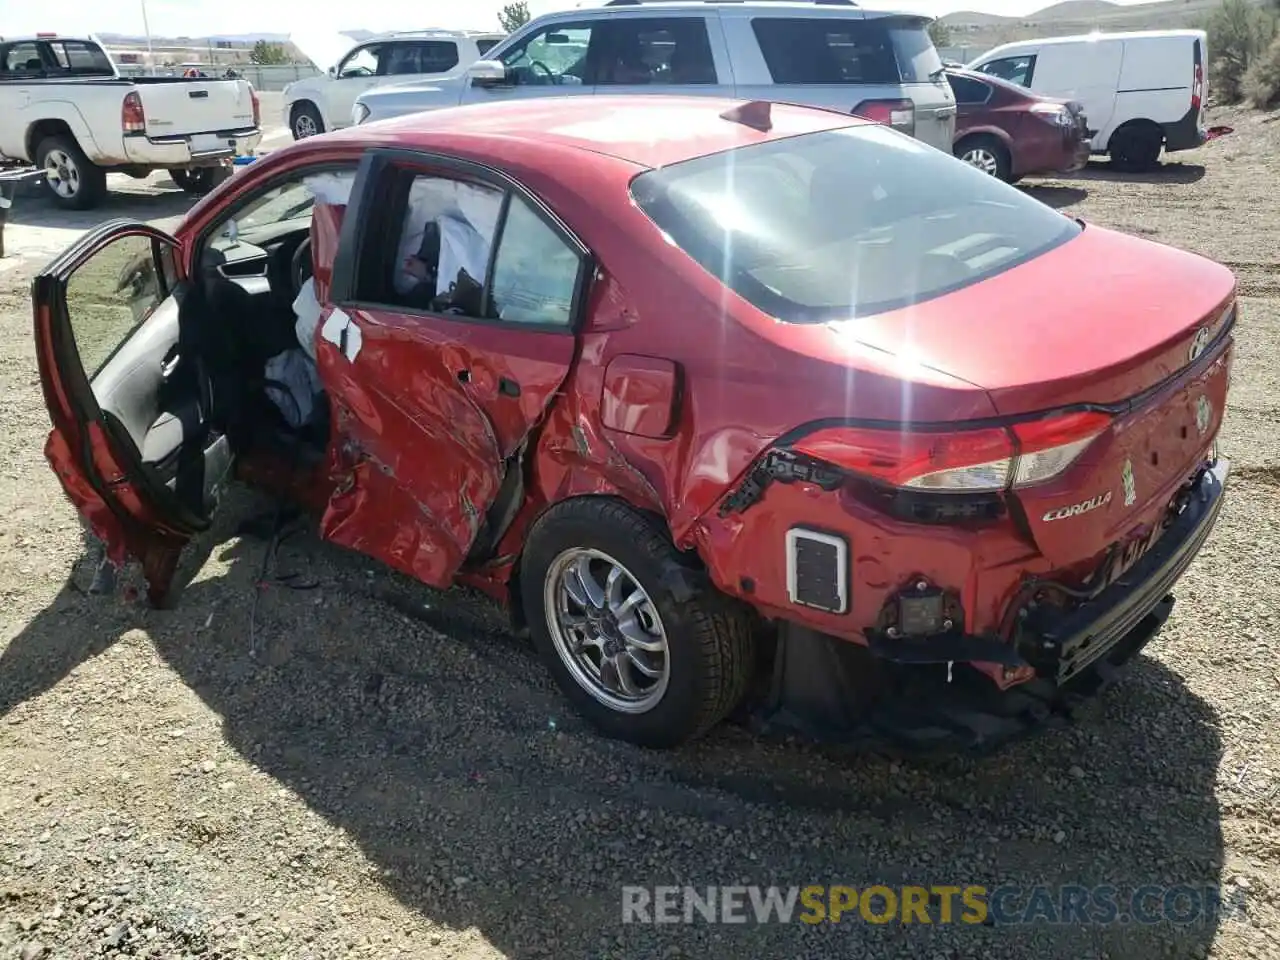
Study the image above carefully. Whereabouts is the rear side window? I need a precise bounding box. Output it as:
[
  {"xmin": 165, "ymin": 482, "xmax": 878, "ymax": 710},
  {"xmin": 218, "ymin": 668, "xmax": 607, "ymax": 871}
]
[
  {"xmin": 476, "ymin": 38, "xmax": 500, "ymax": 56},
  {"xmin": 415, "ymin": 41, "xmax": 460, "ymax": 73},
  {"xmin": 596, "ymin": 18, "xmax": 718, "ymax": 85},
  {"xmin": 947, "ymin": 73, "xmax": 991, "ymax": 104},
  {"xmin": 751, "ymin": 16, "xmax": 942, "ymax": 85},
  {"xmin": 353, "ymin": 169, "xmax": 585, "ymax": 328},
  {"xmin": 977, "ymin": 55, "xmax": 1036, "ymax": 88},
  {"xmin": 1, "ymin": 42, "xmax": 44, "ymax": 76},
  {"xmin": 384, "ymin": 41, "xmax": 460, "ymax": 75},
  {"xmin": 49, "ymin": 41, "xmax": 114, "ymax": 76},
  {"xmin": 630, "ymin": 124, "xmax": 1081, "ymax": 322}
]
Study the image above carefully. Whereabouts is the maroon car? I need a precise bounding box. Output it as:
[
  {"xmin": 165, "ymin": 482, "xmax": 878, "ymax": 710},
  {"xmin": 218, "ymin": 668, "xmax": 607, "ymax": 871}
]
[{"xmin": 946, "ymin": 67, "xmax": 1091, "ymax": 183}]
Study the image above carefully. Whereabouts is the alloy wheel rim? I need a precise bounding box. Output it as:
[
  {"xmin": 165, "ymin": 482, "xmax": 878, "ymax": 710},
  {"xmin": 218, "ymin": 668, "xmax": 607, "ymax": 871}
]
[
  {"xmin": 43, "ymin": 149, "xmax": 79, "ymax": 198},
  {"xmin": 295, "ymin": 114, "xmax": 318, "ymax": 138},
  {"xmin": 963, "ymin": 148, "xmax": 1000, "ymax": 176},
  {"xmin": 544, "ymin": 547, "xmax": 670, "ymax": 714}
]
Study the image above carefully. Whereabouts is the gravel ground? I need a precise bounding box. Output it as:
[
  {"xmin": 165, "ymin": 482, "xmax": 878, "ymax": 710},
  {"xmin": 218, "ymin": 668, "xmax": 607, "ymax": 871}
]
[{"xmin": 2, "ymin": 108, "xmax": 1280, "ymax": 960}]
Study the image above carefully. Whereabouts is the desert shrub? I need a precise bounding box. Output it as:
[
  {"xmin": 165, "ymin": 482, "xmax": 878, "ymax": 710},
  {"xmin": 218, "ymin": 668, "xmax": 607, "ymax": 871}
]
[
  {"xmin": 1205, "ymin": 0, "xmax": 1277, "ymax": 103},
  {"xmin": 1244, "ymin": 32, "xmax": 1280, "ymax": 107}
]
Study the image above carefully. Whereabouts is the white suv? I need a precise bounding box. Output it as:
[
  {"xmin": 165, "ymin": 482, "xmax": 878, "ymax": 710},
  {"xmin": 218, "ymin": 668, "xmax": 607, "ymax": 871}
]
[
  {"xmin": 350, "ymin": 0, "xmax": 957, "ymax": 151},
  {"xmin": 284, "ymin": 29, "xmax": 506, "ymax": 139}
]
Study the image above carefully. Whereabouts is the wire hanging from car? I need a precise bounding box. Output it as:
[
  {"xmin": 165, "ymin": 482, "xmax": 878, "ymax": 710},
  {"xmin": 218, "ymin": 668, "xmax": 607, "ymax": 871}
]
[{"xmin": 246, "ymin": 376, "xmax": 321, "ymax": 658}]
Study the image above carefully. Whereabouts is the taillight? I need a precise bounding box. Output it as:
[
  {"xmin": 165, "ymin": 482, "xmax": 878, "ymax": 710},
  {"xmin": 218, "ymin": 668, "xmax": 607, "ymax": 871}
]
[
  {"xmin": 250, "ymin": 86, "xmax": 261, "ymax": 127},
  {"xmin": 1192, "ymin": 62, "xmax": 1204, "ymax": 113},
  {"xmin": 852, "ymin": 98, "xmax": 915, "ymax": 136},
  {"xmin": 1030, "ymin": 101, "xmax": 1073, "ymax": 127},
  {"xmin": 121, "ymin": 91, "xmax": 145, "ymax": 134},
  {"xmin": 790, "ymin": 411, "xmax": 1112, "ymax": 493}
]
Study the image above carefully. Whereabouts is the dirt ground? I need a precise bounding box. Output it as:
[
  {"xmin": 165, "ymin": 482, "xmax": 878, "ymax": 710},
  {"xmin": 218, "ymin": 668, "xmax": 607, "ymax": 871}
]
[{"xmin": 2, "ymin": 107, "xmax": 1280, "ymax": 960}]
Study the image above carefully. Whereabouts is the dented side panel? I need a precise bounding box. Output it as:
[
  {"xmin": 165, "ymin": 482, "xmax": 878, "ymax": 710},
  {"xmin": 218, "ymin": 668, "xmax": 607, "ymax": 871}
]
[
  {"xmin": 314, "ymin": 301, "xmax": 576, "ymax": 588},
  {"xmin": 313, "ymin": 307, "xmax": 502, "ymax": 588}
]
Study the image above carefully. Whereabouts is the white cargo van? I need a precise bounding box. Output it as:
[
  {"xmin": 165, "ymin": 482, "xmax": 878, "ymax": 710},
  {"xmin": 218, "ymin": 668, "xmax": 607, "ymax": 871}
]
[{"xmin": 966, "ymin": 30, "xmax": 1206, "ymax": 171}]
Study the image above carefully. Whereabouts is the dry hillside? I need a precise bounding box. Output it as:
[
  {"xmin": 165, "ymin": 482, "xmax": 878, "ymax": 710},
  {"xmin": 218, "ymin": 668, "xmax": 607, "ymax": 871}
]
[{"xmin": 941, "ymin": 0, "xmax": 1258, "ymax": 53}]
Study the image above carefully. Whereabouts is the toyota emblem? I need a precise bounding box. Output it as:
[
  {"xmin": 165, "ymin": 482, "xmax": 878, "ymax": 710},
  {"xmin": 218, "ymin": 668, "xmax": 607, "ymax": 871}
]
[{"xmin": 1189, "ymin": 326, "xmax": 1212, "ymax": 362}]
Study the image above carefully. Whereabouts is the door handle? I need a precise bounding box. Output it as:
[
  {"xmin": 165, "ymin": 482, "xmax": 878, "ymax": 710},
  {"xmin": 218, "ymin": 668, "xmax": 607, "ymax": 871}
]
[{"xmin": 456, "ymin": 368, "xmax": 519, "ymax": 397}]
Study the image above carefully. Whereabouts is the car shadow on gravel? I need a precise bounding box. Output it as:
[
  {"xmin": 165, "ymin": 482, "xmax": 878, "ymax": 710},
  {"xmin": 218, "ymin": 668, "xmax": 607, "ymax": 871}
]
[
  {"xmin": 1019, "ymin": 184, "xmax": 1089, "ymax": 209},
  {"xmin": 1065, "ymin": 161, "xmax": 1208, "ymax": 185},
  {"xmin": 0, "ymin": 504, "xmax": 1232, "ymax": 960}
]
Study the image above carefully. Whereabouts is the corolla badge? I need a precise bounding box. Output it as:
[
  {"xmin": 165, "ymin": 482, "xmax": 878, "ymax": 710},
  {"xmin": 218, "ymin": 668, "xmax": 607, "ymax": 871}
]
[
  {"xmin": 1042, "ymin": 490, "xmax": 1112, "ymax": 522},
  {"xmin": 1122, "ymin": 458, "xmax": 1137, "ymax": 507},
  {"xmin": 1196, "ymin": 395, "xmax": 1213, "ymax": 435},
  {"xmin": 1189, "ymin": 326, "xmax": 1212, "ymax": 362}
]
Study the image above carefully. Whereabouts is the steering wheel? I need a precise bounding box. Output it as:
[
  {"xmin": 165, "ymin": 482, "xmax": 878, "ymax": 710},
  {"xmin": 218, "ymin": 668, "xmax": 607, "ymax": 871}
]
[
  {"xmin": 529, "ymin": 60, "xmax": 555, "ymax": 83},
  {"xmin": 290, "ymin": 236, "xmax": 314, "ymax": 299}
]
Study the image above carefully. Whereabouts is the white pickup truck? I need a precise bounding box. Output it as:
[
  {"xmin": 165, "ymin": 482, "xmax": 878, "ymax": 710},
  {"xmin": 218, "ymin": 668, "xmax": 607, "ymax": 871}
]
[{"xmin": 0, "ymin": 33, "xmax": 262, "ymax": 209}]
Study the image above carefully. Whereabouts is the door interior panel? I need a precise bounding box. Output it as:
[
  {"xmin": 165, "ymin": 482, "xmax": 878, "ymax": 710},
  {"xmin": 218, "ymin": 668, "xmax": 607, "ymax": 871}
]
[
  {"xmin": 87, "ymin": 293, "xmax": 233, "ymax": 516},
  {"xmin": 86, "ymin": 225, "xmax": 318, "ymax": 521}
]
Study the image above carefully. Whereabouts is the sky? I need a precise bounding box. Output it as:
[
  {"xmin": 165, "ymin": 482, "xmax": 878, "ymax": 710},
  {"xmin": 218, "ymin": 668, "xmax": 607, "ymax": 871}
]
[{"xmin": 1, "ymin": 0, "xmax": 1164, "ymax": 40}]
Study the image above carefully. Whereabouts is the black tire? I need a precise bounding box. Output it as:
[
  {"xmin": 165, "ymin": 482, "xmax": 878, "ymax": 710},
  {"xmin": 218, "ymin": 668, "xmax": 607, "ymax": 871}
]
[
  {"xmin": 290, "ymin": 102, "xmax": 325, "ymax": 140},
  {"xmin": 1109, "ymin": 124, "xmax": 1163, "ymax": 173},
  {"xmin": 170, "ymin": 166, "xmax": 230, "ymax": 196},
  {"xmin": 521, "ymin": 498, "xmax": 756, "ymax": 748},
  {"xmin": 35, "ymin": 134, "xmax": 107, "ymax": 211},
  {"xmin": 955, "ymin": 134, "xmax": 1012, "ymax": 182}
]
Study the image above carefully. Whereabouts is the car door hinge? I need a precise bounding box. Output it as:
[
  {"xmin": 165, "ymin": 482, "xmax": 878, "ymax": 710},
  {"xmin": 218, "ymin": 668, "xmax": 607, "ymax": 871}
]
[{"xmin": 718, "ymin": 448, "xmax": 844, "ymax": 517}]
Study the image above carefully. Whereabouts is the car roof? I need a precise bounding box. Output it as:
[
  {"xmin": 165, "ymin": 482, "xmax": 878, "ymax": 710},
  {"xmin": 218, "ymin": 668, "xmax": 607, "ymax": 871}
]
[
  {"xmin": 981, "ymin": 29, "xmax": 1205, "ymax": 53},
  {"xmin": 327, "ymin": 95, "xmax": 870, "ymax": 170},
  {"xmin": 563, "ymin": 0, "xmax": 926, "ymax": 18},
  {"xmin": 366, "ymin": 29, "xmax": 505, "ymax": 42}
]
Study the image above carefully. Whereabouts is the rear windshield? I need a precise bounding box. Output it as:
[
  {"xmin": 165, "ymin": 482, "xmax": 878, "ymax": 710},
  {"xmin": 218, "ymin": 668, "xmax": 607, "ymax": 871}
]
[
  {"xmin": 751, "ymin": 15, "xmax": 944, "ymax": 85},
  {"xmin": 49, "ymin": 40, "xmax": 115, "ymax": 76},
  {"xmin": 630, "ymin": 124, "xmax": 1081, "ymax": 322}
]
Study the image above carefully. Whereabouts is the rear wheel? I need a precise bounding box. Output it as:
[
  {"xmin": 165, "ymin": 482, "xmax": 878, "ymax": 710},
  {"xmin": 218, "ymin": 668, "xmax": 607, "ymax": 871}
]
[
  {"xmin": 170, "ymin": 166, "xmax": 230, "ymax": 196},
  {"xmin": 36, "ymin": 134, "xmax": 107, "ymax": 211},
  {"xmin": 1109, "ymin": 123, "xmax": 1163, "ymax": 172},
  {"xmin": 522, "ymin": 498, "xmax": 756, "ymax": 748},
  {"xmin": 955, "ymin": 135, "xmax": 1012, "ymax": 182},
  {"xmin": 291, "ymin": 102, "xmax": 325, "ymax": 140}
]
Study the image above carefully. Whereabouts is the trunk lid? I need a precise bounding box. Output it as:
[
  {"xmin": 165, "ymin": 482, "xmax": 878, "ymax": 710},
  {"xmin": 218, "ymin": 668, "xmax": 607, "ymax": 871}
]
[
  {"xmin": 136, "ymin": 79, "xmax": 255, "ymax": 138},
  {"xmin": 847, "ymin": 223, "xmax": 1235, "ymax": 414},
  {"xmin": 1011, "ymin": 335, "xmax": 1231, "ymax": 569},
  {"xmin": 846, "ymin": 222, "xmax": 1236, "ymax": 567}
]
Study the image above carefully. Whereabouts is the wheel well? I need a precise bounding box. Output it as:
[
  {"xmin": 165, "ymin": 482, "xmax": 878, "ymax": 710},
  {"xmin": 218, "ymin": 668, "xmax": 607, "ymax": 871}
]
[
  {"xmin": 504, "ymin": 493, "xmax": 693, "ymax": 637},
  {"xmin": 26, "ymin": 119, "xmax": 75, "ymax": 162},
  {"xmin": 955, "ymin": 131, "xmax": 1009, "ymax": 156},
  {"xmin": 290, "ymin": 100, "xmax": 319, "ymax": 120},
  {"xmin": 1107, "ymin": 118, "xmax": 1163, "ymax": 152}
]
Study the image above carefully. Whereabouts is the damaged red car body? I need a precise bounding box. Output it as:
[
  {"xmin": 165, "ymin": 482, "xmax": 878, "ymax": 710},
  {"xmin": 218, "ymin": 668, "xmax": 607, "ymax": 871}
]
[{"xmin": 32, "ymin": 95, "xmax": 1235, "ymax": 754}]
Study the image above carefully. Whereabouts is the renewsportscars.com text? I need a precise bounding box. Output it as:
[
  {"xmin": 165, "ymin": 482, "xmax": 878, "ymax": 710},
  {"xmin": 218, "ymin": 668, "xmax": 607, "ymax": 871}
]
[{"xmin": 621, "ymin": 884, "xmax": 1247, "ymax": 926}]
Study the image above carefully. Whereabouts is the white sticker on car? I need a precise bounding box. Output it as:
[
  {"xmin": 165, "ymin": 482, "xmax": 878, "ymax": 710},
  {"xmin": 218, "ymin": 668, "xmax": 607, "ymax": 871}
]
[{"xmin": 320, "ymin": 308, "xmax": 349, "ymax": 352}]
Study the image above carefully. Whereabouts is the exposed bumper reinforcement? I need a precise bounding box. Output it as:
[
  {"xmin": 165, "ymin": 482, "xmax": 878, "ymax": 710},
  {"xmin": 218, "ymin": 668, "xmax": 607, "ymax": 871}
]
[
  {"xmin": 748, "ymin": 457, "xmax": 1229, "ymax": 757},
  {"xmin": 1039, "ymin": 457, "xmax": 1228, "ymax": 683}
]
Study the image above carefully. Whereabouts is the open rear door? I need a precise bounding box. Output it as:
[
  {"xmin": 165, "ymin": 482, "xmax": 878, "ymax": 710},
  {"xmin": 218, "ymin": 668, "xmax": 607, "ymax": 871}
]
[{"xmin": 34, "ymin": 220, "xmax": 234, "ymax": 605}]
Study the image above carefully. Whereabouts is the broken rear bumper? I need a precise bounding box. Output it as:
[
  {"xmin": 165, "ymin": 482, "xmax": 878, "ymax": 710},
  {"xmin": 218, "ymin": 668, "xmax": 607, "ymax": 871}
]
[{"xmin": 749, "ymin": 456, "xmax": 1229, "ymax": 755}]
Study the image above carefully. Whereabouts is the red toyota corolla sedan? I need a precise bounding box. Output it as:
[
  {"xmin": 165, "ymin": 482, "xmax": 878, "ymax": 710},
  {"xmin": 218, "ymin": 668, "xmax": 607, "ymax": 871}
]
[{"xmin": 33, "ymin": 95, "xmax": 1235, "ymax": 754}]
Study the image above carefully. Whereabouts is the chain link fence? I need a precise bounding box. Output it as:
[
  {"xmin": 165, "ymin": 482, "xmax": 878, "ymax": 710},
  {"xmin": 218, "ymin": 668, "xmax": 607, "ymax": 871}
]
[{"xmin": 116, "ymin": 63, "xmax": 322, "ymax": 91}]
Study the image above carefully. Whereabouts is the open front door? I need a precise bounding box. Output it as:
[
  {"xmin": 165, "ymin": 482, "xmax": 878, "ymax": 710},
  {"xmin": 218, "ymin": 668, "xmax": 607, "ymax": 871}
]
[
  {"xmin": 314, "ymin": 149, "xmax": 591, "ymax": 590},
  {"xmin": 34, "ymin": 220, "xmax": 234, "ymax": 605}
]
